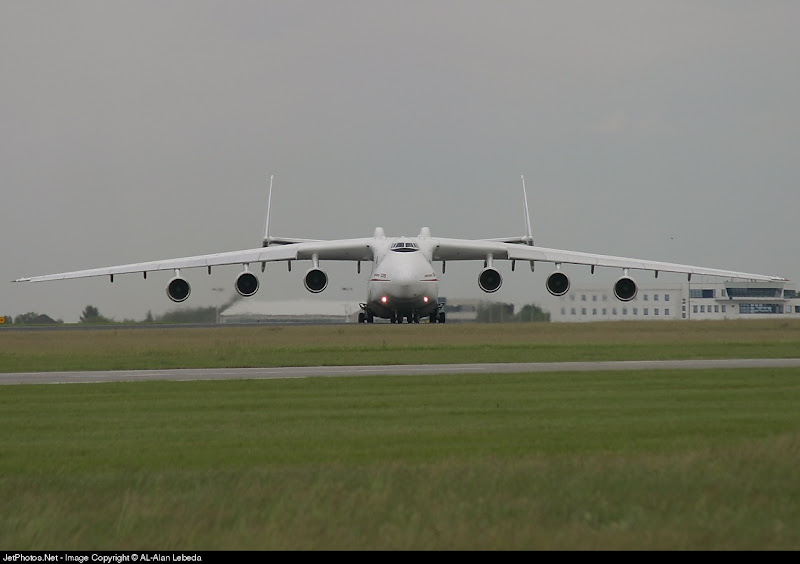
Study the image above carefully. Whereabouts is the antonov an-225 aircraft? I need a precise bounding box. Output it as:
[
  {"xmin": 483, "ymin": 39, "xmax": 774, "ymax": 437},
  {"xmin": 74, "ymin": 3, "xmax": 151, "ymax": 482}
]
[{"xmin": 14, "ymin": 176, "xmax": 788, "ymax": 324}]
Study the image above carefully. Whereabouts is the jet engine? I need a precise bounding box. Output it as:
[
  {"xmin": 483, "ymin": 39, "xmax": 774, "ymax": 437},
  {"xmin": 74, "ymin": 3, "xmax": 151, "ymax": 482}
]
[
  {"xmin": 166, "ymin": 276, "xmax": 191, "ymax": 303},
  {"xmin": 478, "ymin": 267, "xmax": 503, "ymax": 293},
  {"xmin": 546, "ymin": 271, "xmax": 570, "ymax": 296},
  {"xmin": 304, "ymin": 267, "xmax": 328, "ymax": 293},
  {"xmin": 235, "ymin": 271, "xmax": 260, "ymax": 297},
  {"xmin": 613, "ymin": 275, "xmax": 638, "ymax": 302}
]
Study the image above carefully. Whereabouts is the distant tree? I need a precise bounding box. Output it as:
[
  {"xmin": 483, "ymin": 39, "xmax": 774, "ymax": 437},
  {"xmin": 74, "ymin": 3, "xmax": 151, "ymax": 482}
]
[
  {"xmin": 144, "ymin": 310, "xmax": 154, "ymax": 323},
  {"xmin": 514, "ymin": 304, "xmax": 551, "ymax": 322},
  {"xmin": 157, "ymin": 306, "xmax": 217, "ymax": 324},
  {"xmin": 80, "ymin": 305, "xmax": 113, "ymax": 324},
  {"xmin": 476, "ymin": 302, "xmax": 515, "ymax": 323},
  {"xmin": 14, "ymin": 312, "xmax": 43, "ymax": 324}
]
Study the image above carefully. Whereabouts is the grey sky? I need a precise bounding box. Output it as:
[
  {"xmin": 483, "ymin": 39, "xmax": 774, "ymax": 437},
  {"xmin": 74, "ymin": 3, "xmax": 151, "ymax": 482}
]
[{"xmin": 3, "ymin": 1, "xmax": 799, "ymax": 323}]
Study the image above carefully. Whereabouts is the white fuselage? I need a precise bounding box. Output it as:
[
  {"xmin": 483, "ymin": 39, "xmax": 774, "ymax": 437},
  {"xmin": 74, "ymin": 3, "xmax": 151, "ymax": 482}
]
[{"xmin": 365, "ymin": 237, "xmax": 440, "ymax": 320}]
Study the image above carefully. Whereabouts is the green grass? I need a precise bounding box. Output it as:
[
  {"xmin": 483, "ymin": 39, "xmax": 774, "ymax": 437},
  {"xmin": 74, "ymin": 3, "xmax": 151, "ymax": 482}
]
[
  {"xmin": 2, "ymin": 318, "xmax": 800, "ymax": 372},
  {"xmin": 1, "ymin": 320, "xmax": 800, "ymax": 549}
]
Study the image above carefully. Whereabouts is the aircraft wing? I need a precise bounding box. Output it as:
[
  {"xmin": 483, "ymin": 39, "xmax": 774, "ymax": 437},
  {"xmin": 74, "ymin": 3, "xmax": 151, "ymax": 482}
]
[
  {"xmin": 13, "ymin": 238, "xmax": 375, "ymax": 283},
  {"xmin": 431, "ymin": 237, "xmax": 788, "ymax": 282}
]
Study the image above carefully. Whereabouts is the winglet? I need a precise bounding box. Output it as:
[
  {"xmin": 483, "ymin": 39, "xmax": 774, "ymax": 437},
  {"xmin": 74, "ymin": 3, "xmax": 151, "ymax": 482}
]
[
  {"xmin": 521, "ymin": 175, "xmax": 533, "ymax": 245},
  {"xmin": 263, "ymin": 174, "xmax": 274, "ymax": 247}
]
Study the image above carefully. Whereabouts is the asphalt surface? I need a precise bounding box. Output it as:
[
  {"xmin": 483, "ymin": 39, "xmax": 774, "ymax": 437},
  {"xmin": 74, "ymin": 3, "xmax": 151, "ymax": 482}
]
[{"xmin": 3, "ymin": 358, "xmax": 800, "ymax": 385}]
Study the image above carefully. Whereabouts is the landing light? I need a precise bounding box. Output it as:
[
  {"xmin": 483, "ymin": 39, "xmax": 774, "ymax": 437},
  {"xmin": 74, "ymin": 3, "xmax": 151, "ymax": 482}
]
[
  {"xmin": 423, "ymin": 296, "xmax": 429, "ymax": 303},
  {"xmin": 381, "ymin": 296, "xmax": 388, "ymax": 303}
]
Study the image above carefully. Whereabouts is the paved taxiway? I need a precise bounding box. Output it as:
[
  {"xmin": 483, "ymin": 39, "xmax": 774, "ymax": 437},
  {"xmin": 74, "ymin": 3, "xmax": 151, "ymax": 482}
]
[{"xmin": 3, "ymin": 358, "xmax": 800, "ymax": 385}]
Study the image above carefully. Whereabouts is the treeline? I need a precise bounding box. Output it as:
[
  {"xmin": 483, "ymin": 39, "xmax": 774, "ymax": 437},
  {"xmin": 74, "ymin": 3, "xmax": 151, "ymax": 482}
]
[
  {"xmin": 7, "ymin": 304, "xmax": 229, "ymax": 326},
  {"xmin": 7, "ymin": 300, "xmax": 550, "ymax": 325},
  {"xmin": 475, "ymin": 302, "xmax": 550, "ymax": 323}
]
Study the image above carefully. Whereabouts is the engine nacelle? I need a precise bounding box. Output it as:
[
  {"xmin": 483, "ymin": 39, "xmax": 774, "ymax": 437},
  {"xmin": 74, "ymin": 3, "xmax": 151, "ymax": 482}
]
[
  {"xmin": 235, "ymin": 271, "xmax": 260, "ymax": 297},
  {"xmin": 304, "ymin": 268, "xmax": 328, "ymax": 293},
  {"xmin": 546, "ymin": 271, "xmax": 570, "ymax": 296},
  {"xmin": 613, "ymin": 275, "xmax": 638, "ymax": 302},
  {"xmin": 478, "ymin": 267, "xmax": 502, "ymax": 293},
  {"xmin": 166, "ymin": 276, "xmax": 191, "ymax": 303}
]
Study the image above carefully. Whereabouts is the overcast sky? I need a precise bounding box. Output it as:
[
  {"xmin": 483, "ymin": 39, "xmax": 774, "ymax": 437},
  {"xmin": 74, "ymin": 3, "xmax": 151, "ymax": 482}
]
[{"xmin": 3, "ymin": 1, "xmax": 799, "ymax": 323}]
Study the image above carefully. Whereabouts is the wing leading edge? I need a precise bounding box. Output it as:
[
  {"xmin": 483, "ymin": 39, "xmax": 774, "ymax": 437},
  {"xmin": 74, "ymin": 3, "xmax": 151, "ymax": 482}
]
[
  {"xmin": 13, "ymin": 238, "xmax": 375, "ymax": 283},
  {"xmin": 432, "ymin": 237, "xmax": 787, "ymax": 282}
]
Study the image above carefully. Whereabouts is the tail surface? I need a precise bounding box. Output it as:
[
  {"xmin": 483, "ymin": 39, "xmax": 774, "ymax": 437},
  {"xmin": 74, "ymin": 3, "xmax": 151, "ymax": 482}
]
[
  {"xmin": 262, "ymin": 174, "xmax": 274, "ymax": 246},
  {"xmin": 521, "ymin": 174, "xmax": 533, "ymax": 245}
]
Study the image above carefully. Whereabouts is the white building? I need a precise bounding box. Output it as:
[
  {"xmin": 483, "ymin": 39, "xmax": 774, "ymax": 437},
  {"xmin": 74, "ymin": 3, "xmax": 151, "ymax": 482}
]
[{"xmin": 547, "ymin": 280, "xmax": 800, "ymax": 322}]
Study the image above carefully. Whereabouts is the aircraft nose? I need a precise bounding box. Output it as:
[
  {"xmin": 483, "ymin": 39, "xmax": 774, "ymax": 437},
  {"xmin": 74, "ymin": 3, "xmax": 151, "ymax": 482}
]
[{"xmin": 392, "ymin": 272, "xmax": 419, "ymax": 299}]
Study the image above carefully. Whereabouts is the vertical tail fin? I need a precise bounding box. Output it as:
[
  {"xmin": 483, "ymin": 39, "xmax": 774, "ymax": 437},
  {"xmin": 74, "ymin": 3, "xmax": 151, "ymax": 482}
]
[
  {"xmin": 262, "ymin": 174, "xmax": 274, "ymax": 247},
  {"xmin": 521, "ymin": 175, "xmax": 533, "ymax": 245}
]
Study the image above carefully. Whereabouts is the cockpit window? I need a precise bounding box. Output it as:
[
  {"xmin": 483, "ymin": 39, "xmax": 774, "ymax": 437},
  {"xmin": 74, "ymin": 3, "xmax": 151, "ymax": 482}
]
[{"xmin": 391, "ymin": 241, "xmax": 419, "ymax": 252}]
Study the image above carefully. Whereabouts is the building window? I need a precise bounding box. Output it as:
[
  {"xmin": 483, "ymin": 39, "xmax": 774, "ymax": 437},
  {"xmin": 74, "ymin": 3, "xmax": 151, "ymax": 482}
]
[
  {"xmin": 612, "ymin": 308, "xmax": 617, "ymax": 315},
  {"xmin": 665, "ymin": 308, "xmax": 670, "ymax": 316},
  {"xmin": 581, "ymin": 295, "xmax": 586, "ymax": 302},
  {"xmin": 643, "ymin": 294, "xmax": 648, "ymax": 301},
  {"xmin": 655, "ymin": 308, "xmax": 659, "ymax": 315},
  {"xmin": 592, "ymin": 295, "xmax": 597, "ymax": 302},
  {"xmin": 693, "ymin": 305, "xmax": 698, "ymax": 313},
  {"xmin": 644, "ymin": 308, "xmax": 649, "ymax": 316},
  {"xmin": 602, "ymin": 308, "xmax": 607, "ymax": 315},
  {"xmin": 665, "ymin": 294, "xmax": 670, "ymax": 302},
  {"xmin": 728, "ymin": 287, "xmax": 781, "ymax": 298},
  {"xmin": 581, "ymin": 308, "xmax": 587, "ymax": 315},
  {"xmin": 700, "ymin": 305, "xmax": 705, "ymax": 313},
  {"xmin": 571, "ymin": 308, "xmax": 576, "ymax": 315},
  {"xmin": 561, "ymin": 307, "xmax": 566, "ymax": 315},
  {"xmin": 714, "ymin": 305, "xmax": 719, "ymax": 313},
  {"xmin": 654, "ymin": 294, "xmax": 659, "ymax": 301},
  {"xmin": 633, "ymin": 308, "xmax": 638, "ymax": 315},
  {"xmin": 622, "ymin": 308, "xmax": 627, "ymax": 315},
  {"xmin": 739, "ymin": 303, "xmax": 782, "ymax": 314},
  {"xmin": 592, "ymin": 308, "xmax": 597, "ymax": 315}
]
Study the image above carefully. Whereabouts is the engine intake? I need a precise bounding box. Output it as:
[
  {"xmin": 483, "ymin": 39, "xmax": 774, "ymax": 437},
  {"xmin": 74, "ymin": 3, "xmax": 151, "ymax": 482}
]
[
  {"xmin": 304, "ymin": 268, "xmax": 328, "ymax": 293},
  {"xmin": 235, "ymin": 271, "xmax": 260, "ymax": 297},
  {"xmin": 613, "ymin": 275, "xmax": 638, "ymax": 301},
  {"xmin": 478, "ymin": 267, "xmax": 502, "ymax": 293},
  {"xmin": 166, "ymin": 276, "xmax": 191, "ymax": 303},
  {"xmin": 546, "ymin": 271, "xmax": 570, "ymax": 296}
]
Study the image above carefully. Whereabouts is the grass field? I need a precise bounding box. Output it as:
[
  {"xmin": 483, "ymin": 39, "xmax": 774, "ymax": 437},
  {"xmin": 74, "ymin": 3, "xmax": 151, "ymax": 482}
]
[
  {"xmin": 1, "ymin": 320, "xmax": 799, "ymax": 550},
  {"xmin": 3, "ymin": 318, "xmax": 800, "ymax": 372}
]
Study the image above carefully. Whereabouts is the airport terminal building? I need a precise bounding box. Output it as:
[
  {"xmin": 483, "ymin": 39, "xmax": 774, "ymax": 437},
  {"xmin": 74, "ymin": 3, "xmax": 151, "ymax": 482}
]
[{"xmin": 546, "ymin": 280, "xmax": 800, "ymax": 322}]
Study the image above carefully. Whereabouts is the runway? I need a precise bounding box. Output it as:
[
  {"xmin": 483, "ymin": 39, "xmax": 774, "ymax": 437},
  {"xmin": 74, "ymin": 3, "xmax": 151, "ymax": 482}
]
[{"xmin": 3, "ymin": 358, "xmax": 800, "ymax": 385}]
